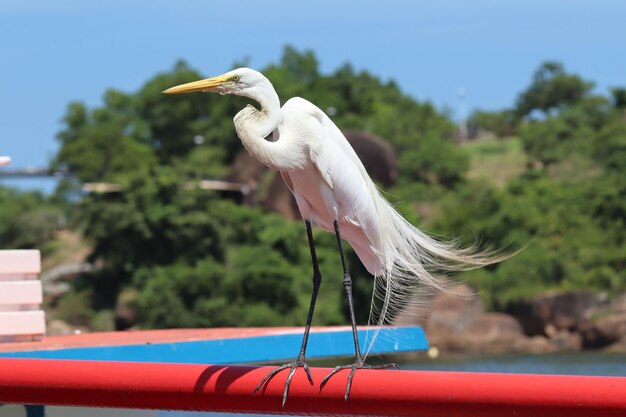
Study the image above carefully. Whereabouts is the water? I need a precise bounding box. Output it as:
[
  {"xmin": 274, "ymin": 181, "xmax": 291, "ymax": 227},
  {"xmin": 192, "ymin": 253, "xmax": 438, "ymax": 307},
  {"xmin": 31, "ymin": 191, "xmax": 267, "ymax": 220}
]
[
  {"xmin": 404, "ymin": 351, "xmax": 626, "ymax": 376},
  {"xmin": 3, "ymin": 353, "xmax": 623, "ymax": 417}
]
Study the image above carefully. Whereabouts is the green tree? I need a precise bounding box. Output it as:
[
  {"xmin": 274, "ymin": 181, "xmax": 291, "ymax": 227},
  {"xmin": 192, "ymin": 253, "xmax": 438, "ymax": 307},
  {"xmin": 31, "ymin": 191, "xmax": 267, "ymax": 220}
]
[
  {"xmin": 134, "ymin": 259, "xmax": 226, "ymax": 328},
  {"xmin": 520, "ymin": 96, "xmax": 612, "ymax": 166},
  {"xmin": 434, "ymin": 174, "xmax": 626, "ymax": 307},
  {"xmin": 0, "ymin": 187, "xmax": 63, "ymax": 249},
  {"xmin": 611, "ymin": 87, "xmax": 626, "ymax": 109},
  {"xmin": 398, "ymin": 136, "xmax": 469, "ymax": 187},
  {"xmin": 515, "ymin": 61, "xmax": 593, "ymax": 118},
  {"xmin": 77, "ymin": 166, "xmax": 225, "ymax": 307},
  {"xmin": 593, "ymin": 119, "xmax": 626, "ymax": 173},
  {"xmin": 134, "ymin": 61, "xmax": 245, "ymax": 163},
  {"xmin": 55, "ymin": 99, "xmax": 157, "ymax": 182}
]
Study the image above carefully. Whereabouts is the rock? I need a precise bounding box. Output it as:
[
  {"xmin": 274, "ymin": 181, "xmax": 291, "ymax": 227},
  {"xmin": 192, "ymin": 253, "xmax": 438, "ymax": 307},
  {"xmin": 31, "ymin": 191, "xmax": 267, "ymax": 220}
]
[
  {"xmin": 475, "ymin": 313, "xmax": 524, "ymax": 339},
  {"xmin": 580, "ymin": 313, "xmax": 626, "ymax": 349},
  {"xmin": 604, "ymin": 335, "xmax": 626, "ymax": 353},
  {"xmin": 429, "ymin": 312, "xmax": 531, "ymax": 354},
  {"xmin": 544, "ymin": 324, "xmax": 582, "ymax": 351},
  {"xmin": 406, "ymin": 286, "xmax": 598, "ymax": 355},
  {"xmin": 516, "ymin": 335, "xmax": 558, "ymax": 354},
  {"xmin": 470, "ymin": 313, "xmax": 528, "ymax": 353},
  {"xmin": 425, "ymin": 285, "xmax": 531, "ymax": 354},
  {"xmin": 505, "ymin": 290, "xmax": 606, "ymax": 336},
  {"xmin": 342, "ymin": 130, "xmax": 397, "ymax": 187},
  {"xmin": 599, "ymin": 314, "xmax": 626, "ymax": 339},
  {"xmin": 422, "ymin": 284, "xmax": 481, "ymax": 351},
  {"xmin": 426, "ymin": 284, "xmax": 483, "ymax": 334}
]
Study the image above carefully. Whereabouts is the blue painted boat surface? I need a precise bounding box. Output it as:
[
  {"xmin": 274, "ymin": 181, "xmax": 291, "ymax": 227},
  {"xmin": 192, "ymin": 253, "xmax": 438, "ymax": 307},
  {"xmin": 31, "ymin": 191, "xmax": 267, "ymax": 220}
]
[{"xmin": 0, "ymin": 326, "xmax": 427, "ymax": 364}]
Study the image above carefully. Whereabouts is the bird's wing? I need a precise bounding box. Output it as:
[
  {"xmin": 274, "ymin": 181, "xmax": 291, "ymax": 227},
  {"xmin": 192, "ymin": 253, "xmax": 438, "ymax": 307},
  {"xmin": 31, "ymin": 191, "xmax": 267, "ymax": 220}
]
[
  {"xmin": 282, "ymin": 97, "xmax": 371, "ymax": 191},
  {"xmin": 309, "ymin": 142, "xmax": 334, "ymax": 190},
  {"xmin": 283, "ymin": 97, "xmax": 379, "ymax": 224}
]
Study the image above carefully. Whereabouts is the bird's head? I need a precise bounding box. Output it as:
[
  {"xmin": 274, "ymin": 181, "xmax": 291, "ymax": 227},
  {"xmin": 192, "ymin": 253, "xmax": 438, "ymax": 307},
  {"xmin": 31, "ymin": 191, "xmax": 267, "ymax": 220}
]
[{"xmin": 162, "ymin": 67, "xmax": 269, "ymax": 97}]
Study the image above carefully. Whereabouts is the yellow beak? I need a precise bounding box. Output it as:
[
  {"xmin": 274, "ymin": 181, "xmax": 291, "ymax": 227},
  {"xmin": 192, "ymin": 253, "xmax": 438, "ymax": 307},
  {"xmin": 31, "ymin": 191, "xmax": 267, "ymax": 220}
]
[{"xmin": 162, "ymin": 74, "xmax": 231, "ymax": 94}]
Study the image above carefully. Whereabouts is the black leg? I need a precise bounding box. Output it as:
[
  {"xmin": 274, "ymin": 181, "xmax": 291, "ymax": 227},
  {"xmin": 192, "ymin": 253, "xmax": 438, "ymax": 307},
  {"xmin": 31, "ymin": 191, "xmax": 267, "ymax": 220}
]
[
  {"xmin": 298, "ymin": 220, "xmax": 322, "ymax": 359},
  {"xmin": 254, "ymin": 220, "xmax": 321, "ymax": 406},
  {"xmin": 320, "ymin": 220, "xmax": 398, "ymax": 401},
  {"xmin": 333, "ymin": 220, "xmax": 362, "ymax": 358}
]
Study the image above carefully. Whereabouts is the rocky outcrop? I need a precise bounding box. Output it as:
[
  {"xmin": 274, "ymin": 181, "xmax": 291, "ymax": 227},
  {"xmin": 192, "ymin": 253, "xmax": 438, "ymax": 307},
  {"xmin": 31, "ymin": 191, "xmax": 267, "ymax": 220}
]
[
  {"xmin": 501, "ymin": 289, "xmax": 626, "ymax": 352},
  {"xmin": 415, "ymin": 285, "xmax": 600, "ymax": 354},
  {"xmin": 420, "ymin": 287, "xmax": 626, "ymax": 355},
  {"xmin": 580, "ymin": 313, "xmax": 626, "ymax": 349},
  {"xmin": 504, "ymin": 290, "xmax": 608, "ymax": 336},
  {"xmin": 423, "ymin": 285, "xmax": 560, "ymax": 354}
]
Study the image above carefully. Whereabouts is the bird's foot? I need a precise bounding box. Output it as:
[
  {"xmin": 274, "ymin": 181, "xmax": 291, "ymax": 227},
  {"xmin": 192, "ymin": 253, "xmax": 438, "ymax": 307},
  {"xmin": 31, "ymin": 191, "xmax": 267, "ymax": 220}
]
[
  {"xmin": 253, "ymin": 356, "xmax": 314, "ymax": 407},
  {"xmin": 320, "ymin": 359, "xmax": 399, "ymax": 401}
]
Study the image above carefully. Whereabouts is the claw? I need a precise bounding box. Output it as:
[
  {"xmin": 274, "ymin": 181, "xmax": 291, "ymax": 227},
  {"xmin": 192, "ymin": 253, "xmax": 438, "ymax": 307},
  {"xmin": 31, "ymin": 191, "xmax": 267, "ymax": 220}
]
[
  {"xmin": 320, "ymin": 361, "xmax": 399, "ymax": 401},
  {"xmin": 254, "ymin": 357, "xmax": 314, "ymax": 407},
  {"xmin": 253, "ymin": 363, "xmax": 289, "ymax": 393},
  {"xmin": 319, "ymin": 365, "xmax": 342, "ymax": 390},
  {"xmin": 303, "ymin": 363, "xmax": 314, "ymax": 385},
  {"xmin": 282, "ymin": 366, "xmax": 299, "ymax": 407}
]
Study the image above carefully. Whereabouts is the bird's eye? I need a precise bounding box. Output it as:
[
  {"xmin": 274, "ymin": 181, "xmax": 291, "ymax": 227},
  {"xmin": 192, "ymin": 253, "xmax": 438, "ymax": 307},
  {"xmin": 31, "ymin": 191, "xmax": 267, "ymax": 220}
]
[{"xmin": 232, "ymin": 75, "xmax": 240, "ymax": 82}]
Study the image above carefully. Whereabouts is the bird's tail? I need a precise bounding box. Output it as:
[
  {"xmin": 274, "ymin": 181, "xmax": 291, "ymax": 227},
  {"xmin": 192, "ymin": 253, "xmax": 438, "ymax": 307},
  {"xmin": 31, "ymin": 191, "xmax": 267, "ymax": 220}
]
[{"xmin": 362, "ymin": 188, "xmax": 511, "ymax": 358}]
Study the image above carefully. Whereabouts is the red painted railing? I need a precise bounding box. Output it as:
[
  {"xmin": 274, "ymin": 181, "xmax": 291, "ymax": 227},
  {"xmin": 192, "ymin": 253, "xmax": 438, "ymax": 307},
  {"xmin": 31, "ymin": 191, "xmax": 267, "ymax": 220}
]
[{"xmin": 0, "ymin": 358, "xmax": 625, "ymax": 416}]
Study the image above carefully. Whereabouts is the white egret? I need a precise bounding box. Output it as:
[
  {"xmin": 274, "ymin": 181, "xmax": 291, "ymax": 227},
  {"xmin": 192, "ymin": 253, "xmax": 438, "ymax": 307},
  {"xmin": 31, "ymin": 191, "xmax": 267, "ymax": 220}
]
[
  {"xmin": 0, "ymin": 156, "xmax": 10, "ymax": 166},
  {"xmin": 164, "ymin": 68, "xmax": 507, "ymax": 404}
]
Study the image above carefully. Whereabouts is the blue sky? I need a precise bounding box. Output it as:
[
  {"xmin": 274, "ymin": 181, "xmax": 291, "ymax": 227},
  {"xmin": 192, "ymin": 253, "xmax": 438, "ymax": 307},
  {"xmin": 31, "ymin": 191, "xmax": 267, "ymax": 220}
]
[{"xmin": 1, "ymin": 0, "xmax": 625, "ymax": 180}]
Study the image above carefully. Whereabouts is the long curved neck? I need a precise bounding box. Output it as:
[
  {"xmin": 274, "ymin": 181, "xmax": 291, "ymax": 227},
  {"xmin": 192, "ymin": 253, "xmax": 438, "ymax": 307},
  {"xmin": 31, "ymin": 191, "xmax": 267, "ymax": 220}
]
[{"xmin": 233, "ymin": 85, "xmax": 283, "ymax": 168}]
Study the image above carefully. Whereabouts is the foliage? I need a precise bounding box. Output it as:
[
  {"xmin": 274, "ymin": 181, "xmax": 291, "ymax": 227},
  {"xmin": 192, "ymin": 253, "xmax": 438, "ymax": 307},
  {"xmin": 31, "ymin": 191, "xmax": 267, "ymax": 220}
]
[
  {"xmin": 0, "ymin": 187, "xmax": 64, "ymax": 249},
  {"xmin": 418, "ymin": 61, "xmax": 626, "ymax": 307},
  {"xmin": 520, "ymin": 94, "xmax": 614, "ymax": 166},
  {"xmin": 515, "ymin": 61, "xmax": 594, "ymax": 118},
  {"xmin": 611, "ymin": 87, "xmax": 626, "ymax": 109},
  {"xmin": 398, "ymin": 136, "xmax": 469, "ymax": 187},
  {"xmin": 469, "ymin": 109, "xmax": 518, "ymax": 137},
  {"xmin": 592, "ymin": 119, "xmax": 626, "ymax": 173},
  {"xmin": 53, "ymin": 290, "xmax": 95, "ymax": 327},
  {"xmin": 55, "ymin": 100, "xmax": 157, "ymax": 182},
  {"xmin": 470, "ymin": 61, "xmax": 596, "ymax": 140},
  {"xmin": 435, "ymin": 173, "xmax": 626, "ymax": 307},
  {"xmin": 129, "ymin": 198, "xmax": 362, "ymax": 328}
]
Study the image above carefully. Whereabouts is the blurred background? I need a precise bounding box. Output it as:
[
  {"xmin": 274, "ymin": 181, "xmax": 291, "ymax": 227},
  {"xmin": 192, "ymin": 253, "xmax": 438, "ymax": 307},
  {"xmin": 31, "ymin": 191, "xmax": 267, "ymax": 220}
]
[{"xmin": 0, "ymin": 0, "xmax": 625, "ymax": 370}]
